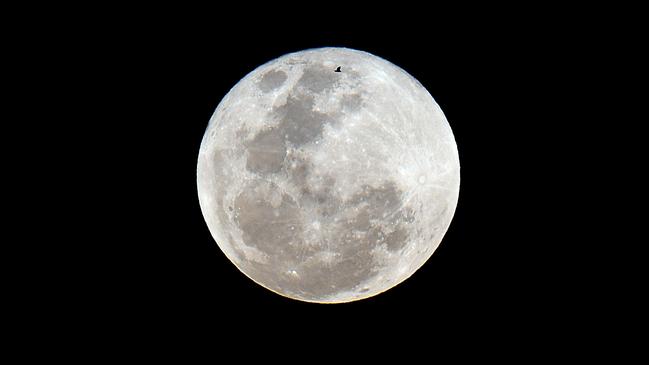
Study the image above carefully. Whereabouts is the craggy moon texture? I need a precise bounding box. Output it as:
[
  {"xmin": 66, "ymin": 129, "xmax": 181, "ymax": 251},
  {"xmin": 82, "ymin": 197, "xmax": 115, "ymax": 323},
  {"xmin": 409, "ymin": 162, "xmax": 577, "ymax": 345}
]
[{"xmin": 197, "ymin": 48, "xmax": 460, "ymax": 303}]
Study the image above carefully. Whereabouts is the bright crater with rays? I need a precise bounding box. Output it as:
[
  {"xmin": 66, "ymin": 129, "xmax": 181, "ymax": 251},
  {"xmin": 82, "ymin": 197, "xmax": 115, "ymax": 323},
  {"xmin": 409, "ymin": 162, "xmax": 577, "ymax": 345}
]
[{"xmin": 197, "ymin": 47, "xmax": 460, "ymax": 303}]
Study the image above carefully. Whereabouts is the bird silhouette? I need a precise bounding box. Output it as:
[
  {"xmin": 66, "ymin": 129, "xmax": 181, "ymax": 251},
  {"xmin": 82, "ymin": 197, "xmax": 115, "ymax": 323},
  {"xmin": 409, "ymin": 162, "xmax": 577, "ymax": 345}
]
[{"xmin": 335, "ymin": 66, "xmax": 341, "ymax": 72}]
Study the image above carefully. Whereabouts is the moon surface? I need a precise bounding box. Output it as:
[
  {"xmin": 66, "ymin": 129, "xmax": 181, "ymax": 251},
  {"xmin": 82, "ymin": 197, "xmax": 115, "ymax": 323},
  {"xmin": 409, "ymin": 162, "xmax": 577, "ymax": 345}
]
[{"xmin": 197, "ymin": 47, "xmax": 460, "ymax": 303}]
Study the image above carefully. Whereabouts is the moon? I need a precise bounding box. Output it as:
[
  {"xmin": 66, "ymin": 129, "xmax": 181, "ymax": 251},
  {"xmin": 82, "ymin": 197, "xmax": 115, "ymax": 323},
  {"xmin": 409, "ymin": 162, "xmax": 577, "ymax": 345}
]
[{"xmin": 197, "ymin": 47, "xmax": 460, "ymax": 303}]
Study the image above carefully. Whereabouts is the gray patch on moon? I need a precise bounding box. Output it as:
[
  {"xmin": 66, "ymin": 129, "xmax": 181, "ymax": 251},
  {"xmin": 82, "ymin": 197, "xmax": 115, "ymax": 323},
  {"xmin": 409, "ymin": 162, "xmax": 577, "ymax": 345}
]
[
  {"xmin": 382, "ymin": 227, "xmax": 409, "ymax": 251},
  {"xmin": 345, "ymin": 183, "xmax": 412, "ymax": 252},
  {"xmin": 233, "ymin": 180, "xmax": 301, "ymax": 256},
  {"xmin": 245, "ymin": 128, "xmax": 287, "ymax": 174},
  {"xmin": 258, "ymin": 69, "xmax": 287, "ymax": 92},
  {"xmin": 298, "ymin": 65, "xmax": 339, "ymax": 93},
  {"xmin": 274, "ymin": 95, "xmax": 331, "ymax": 147},
  {"xmin": 284, "ymin": 152, "xmax": 311, "ymax": 189},
  {"xmin": 244, "ymin": 92, "xmax": 333, "ymax": 176}
]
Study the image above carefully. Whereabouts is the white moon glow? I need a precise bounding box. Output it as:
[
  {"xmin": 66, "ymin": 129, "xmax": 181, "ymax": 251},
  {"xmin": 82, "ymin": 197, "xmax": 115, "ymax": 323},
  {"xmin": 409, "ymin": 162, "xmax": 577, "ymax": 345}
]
[{"xmin": 197, "ymin": 47, "xmax": 460, "ymax": 303}]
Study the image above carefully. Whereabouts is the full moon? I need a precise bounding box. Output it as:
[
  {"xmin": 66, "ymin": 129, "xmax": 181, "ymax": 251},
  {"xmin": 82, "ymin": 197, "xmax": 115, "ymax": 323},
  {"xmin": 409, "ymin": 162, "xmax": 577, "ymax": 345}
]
[{"xmin": 197, "ymin": 47, "xmax": 460, "ymax": 303}]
